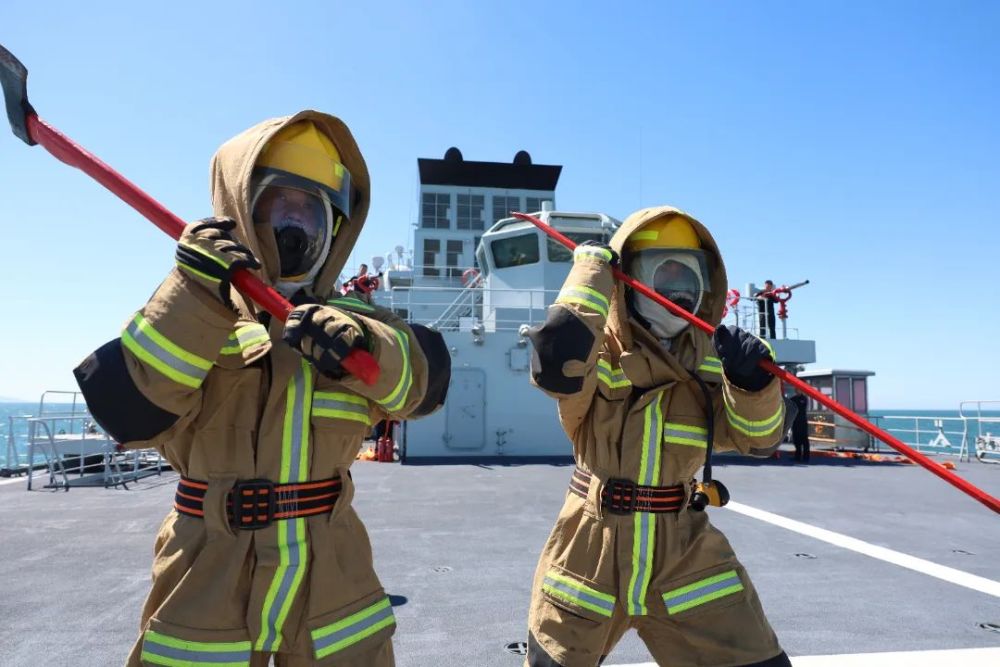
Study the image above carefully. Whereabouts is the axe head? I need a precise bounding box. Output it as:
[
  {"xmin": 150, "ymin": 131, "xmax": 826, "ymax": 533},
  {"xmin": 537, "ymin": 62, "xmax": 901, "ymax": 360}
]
[{"xmin": 0, "ymin": 44, "xmax": 36, "ymax": 145}]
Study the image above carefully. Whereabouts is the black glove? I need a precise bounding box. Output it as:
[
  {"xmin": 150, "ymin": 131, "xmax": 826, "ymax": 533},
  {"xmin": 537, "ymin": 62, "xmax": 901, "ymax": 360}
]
[
  {"xmin": 712, "ymin": 325, "xmax": 773, "ymax": 392},
  {"xmin": 283, "ymin": 304, "xmax": 369, "ymax": 379},
  {"xmin": 576, "ymin": 240, "xmax": 619, "ymax": 267},
  {"xmin": 175, "ymin": 217, "xmax": 261, "ymax": 310}
]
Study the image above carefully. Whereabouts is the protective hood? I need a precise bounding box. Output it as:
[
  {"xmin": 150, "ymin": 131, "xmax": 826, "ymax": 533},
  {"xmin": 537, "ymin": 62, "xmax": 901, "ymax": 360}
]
[
  {"xmin": 209, "ymin": 111, "xmax": 371, "ymax": 311},
  {"xmin": 607, "ymin": 206, "xmax": 728, "ymax": 383}
]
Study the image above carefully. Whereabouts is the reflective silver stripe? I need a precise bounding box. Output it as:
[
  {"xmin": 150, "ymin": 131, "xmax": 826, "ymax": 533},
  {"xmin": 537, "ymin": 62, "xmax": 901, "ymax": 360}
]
[
  {"xmin": 141, "ymin": 629, "xmax": 251, "ymax": 666},
  {"xmin": 121, "ymin": 313, "xmax": 211, "ymax": 389},
  {"xmin": 542, "ymin": 572, "xmax": 615, "ymax": 617},
  {"xmin": 312, "ymin": 597, "xmax": 396, "ymax": 659},
  {"xmin": 663, "ymin": 423, "xmax": 708, "ymax": 448},
  {"xmin": 698, "ymin": 355, "xmax": 723, "ymax": 375},
  {"xmin": 628, "ymin": 394, "xmax": 662, "ymax": 616},
  {"xmin": 725, "ymin": 400, "xmax": 784, "ymax": 437},
  {"xmin": 555, "ymin": 285, "xmax": 609, "ymax": 317},
  {"xmin": 220, "ymin": 324, "xmax": 269, "ymax": 355},
  {"xmin": 663, "ymin": 569, "xmax": 744, "ymax": 615},
  {"xmin": 313, "ymin": 391, "xmax": 371, "ymax": 425},
  {"xmin": 573, "ymin": 244, "xmax": 612, "ymax": 263},
  {"xmin": 597, "ymin": 360, "xmax": 631, "ymax": 389}
]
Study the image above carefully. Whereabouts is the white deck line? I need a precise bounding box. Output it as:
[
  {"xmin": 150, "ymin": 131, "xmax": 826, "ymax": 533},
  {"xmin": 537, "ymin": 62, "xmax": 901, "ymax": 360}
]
[
  {"xmin": 725, "ymin": 501, "xmax": 1000, "ymax": 598},
  {"xmin": 609, "ymin": 646, "xmax": 1000, "ymax": 666},
  {"xmin": 0, "ymin": 474, "xmax": 33, "ymax": 486}
]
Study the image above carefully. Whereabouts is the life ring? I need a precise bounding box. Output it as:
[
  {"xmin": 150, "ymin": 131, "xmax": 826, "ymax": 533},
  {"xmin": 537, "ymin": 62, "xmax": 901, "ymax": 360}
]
[
  {"xmin": 462, "ymin": 268, "xmax": 481, "ymax": 287},
  {"xmin": 726, "ymin": 289, "xmax": 741, "ymax": 309}
]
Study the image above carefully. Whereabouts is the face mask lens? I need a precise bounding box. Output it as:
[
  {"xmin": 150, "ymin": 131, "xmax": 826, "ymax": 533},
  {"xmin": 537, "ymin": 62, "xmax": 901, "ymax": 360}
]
[
  {"xmin": 252, "ymin": 183, "xmax": 331, "ymax": 280},
  {"xmin": 653, "ymin": 260, "xmax": 700, "ymax": 312}
]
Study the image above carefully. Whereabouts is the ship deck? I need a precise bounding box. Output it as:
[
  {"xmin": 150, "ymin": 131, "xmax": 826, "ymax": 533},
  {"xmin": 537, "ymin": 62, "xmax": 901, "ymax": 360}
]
[{"xmin": 0, "ymin": 450, "xmax": 998, "ymax": 666}]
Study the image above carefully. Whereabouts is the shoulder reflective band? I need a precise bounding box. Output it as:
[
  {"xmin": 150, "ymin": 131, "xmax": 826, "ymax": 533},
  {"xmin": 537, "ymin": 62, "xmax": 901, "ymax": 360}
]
[
  {"xmin": 141, "ymin": 629, "xmax": 251, "ymax": 666},
  {"xmin": 328, "ymin": 296, "xmax": 376, "ymax": 313},
  {"xmin": 725, "ymin": 400, "xmax": 784, "ymax": 437},
  {"xmin": 256, "ymin": 360, "xmax": 312, "ymax": 652},
  {"xmin": 663, "ymin": 569, "xmax": 744, "ymax": 615},
  {"xmin": 220, "ymin": 323, "xmax": 270, "ymax": 355},
  {"xmin": 663, "ymin": 422, "xmax": 708, "ymax": 448},
  {"xmin": 698, "ymin": 355, "xmax": 723, "ymax": 375},
  {"xmin": 542, "ymin": 570, "xmax": 615, "ymax": 618},
  {"xmin": 556, "ymin": 284, "xmax": 609, "ymax": 318},
  {"xmin": 375, "ymin": 328, "xmax": 412, "ymax": 413},
  {"xmin": 121, "ymin": 313, "xmax": 212, "ymax": 389},
  {"xmin": 312, "ymin": 596, "xmax": 396, "ymax": 660},
  {"xmin": 573, "ymin": 244, "xmax": 613, "ymax": 264},
  {"xmin": 597, "ymin": 359, "xmax": 631, "ymax": 389},
  {"xmin": 313, "ymin": 391, "xmax": 371, "ymax": 425}
]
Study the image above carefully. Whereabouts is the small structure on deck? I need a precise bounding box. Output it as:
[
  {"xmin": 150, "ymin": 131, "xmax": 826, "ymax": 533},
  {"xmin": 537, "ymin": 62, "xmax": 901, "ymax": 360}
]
[{"xmin": 796, "ymin": 369, "xmax": 875, "ymax": 449}]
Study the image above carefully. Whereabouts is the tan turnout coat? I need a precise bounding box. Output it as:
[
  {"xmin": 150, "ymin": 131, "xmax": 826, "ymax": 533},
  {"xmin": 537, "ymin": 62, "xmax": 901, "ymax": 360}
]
[
  {"xmin": 526, "ymin": 207, "xmax": 787, "ymax": 667},
  {"xmin": 90, "ymin": 112, "xmax": 433, "ymax": 666}
]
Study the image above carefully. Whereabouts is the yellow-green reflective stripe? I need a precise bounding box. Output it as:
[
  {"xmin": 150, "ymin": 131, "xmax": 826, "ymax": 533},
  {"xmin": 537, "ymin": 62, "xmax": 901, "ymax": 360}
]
[
  {"xmin": 698, "ymin": 356, "xmax": 723, "ymax": 374},
  {"xmin": 556, "ymin": 285, "xmax": 609, "ymax": 317},
  {"xmin": 663, "ymin": 570, "xmax": 744, "ymax": 615},
  {"xmin": 179, "ymin": 241, "xmax": 230, "ymax": 270},
  {"xmin": 573, "ymin": 245, "xmax": 612, "ymax": 263},
  {"xmin": 221, "ymin": 324, "xmax": 269, "ymax": 355},
  {"xmin": 312, "ymin": 597, "xmax": 396, "ymax": 659},
  {"xmin": 141, "ymin": 629, "xmax": 251, "ymax": 666},
  {"xmin": 328, "ymin": 297, "xmax": 376, "ymax": 313},
  {"xmin": 313, "ymin": 391, "xmax": 371, "ymax": 425},
  {"xmin": 375, "ymin": 328, "xmax": 412, "ymax": 413},
  {"xmin": 543, "ymin": 583, "xmax": 614, "ymax": 617},
  {"xmin": 629, "ymin": 395, "xmax": 662, "ymax": 616},
  {"xmin": 176, "ymin": 263, "xmax": 222, "ymax": 284},
  {"xmin": 631, "ymin": 230, "xmax": 658, "ymax": 242},
  {"xmin": 597, "ymin": 360, "xmax": 631, "ymax": 388},
  {"xmin": 257, "ymin": 362, "xmax": 311, "ymax": 652},
  {"xmin": 545, "ymin": 570, "xmax": 615, "ymax": 603},
  {"xmin": 122, "ymin": 314, "xmax": 211, "ymax": 389},
  {"xmin": 663, "ymin": 422, "xmax": 708, "ymax": 448},
  {"xmin": 724, "ymin": 400, "xmax": 784, "ymax": 437}
]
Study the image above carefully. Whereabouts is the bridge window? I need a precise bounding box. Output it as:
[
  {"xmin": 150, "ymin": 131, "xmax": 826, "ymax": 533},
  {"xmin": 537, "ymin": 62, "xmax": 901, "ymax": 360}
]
[
  {"xmin": 423, "ymin": 239, "xmax": 440, "ymax": 277},
  {"xmin": 491, "ymin": 233, "xmax": 540, "ymax": 268},
  {"xmin": 422, "ymin": 193, "xmax": 450, "ymax": 229},
  {"xmin": 525, "ymin": 197, "xmax": 543, "ymax": 213},
  {"xmin": 457, "ymin": 194, "xmax": 485, "ymax": 230},
  {"xmin": 492, "ymin": 195, "xmax": 521, "ymax": 224},
  {"xmin": 446, "ymin": 240, "xmax": 463, "ymax": 277}
]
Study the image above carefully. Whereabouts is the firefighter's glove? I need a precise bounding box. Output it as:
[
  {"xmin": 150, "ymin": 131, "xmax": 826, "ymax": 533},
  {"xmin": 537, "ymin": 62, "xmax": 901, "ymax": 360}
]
[
  {"xmin": 176, "ymin": 217, "xmax": 260, "ymax": 310},
  {"xmin": 283, "ymin": 304, "xmax": 369, "ymax": 379},
  {"xmin": 713, "ymin": 325, "xmax": 774, "ymax": 392},
  {"xmin": 576, "ymin": 240, "xmax": 619, "ymax": 267}
]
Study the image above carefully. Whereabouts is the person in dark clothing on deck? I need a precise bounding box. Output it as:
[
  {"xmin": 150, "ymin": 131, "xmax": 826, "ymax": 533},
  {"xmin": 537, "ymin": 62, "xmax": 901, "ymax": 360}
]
[
  {"xmin": 790, "ymin": 389, "xmax": 810, "ymax": 463},
  {"xmin": 756, "ymin": 279, "xmax": 777, "ymax": 339}
]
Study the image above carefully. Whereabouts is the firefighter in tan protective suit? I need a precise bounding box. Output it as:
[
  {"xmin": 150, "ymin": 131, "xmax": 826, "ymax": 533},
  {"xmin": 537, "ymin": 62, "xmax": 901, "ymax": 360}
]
[
  {"xmin": 525, "ymin": 207, "xmax": 792, "ymax": 667},
  {"xmin": 74, "ymin": 112, "xmax": 450, "ymax": 666}
]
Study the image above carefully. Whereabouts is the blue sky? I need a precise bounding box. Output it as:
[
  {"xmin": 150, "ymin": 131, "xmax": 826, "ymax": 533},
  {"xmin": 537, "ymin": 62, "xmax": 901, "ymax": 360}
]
[{"xmin": 0, "ymin": 1, "xmax": 997, "ymax": 407}]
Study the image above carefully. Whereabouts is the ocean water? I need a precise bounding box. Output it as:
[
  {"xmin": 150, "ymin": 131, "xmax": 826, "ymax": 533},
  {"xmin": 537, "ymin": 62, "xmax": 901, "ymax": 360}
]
[{"xmin": 2, "ymin": 403, "xmax": 999, "ymax": 470}]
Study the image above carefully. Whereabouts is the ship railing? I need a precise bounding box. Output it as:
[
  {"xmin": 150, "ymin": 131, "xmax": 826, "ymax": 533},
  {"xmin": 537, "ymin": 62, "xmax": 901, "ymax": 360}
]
[
  {"xmin": 864, "ymin": 415, "xmax": 969, "ymax": 457},
  {"xmin": 426, "ymin": 274, "xmax": 484, "ymax": 330},
  {"xmin": 724, "ymin": 301, "xmax": 800, "ymax": 340},
  {"xmin": 9, "ymin": 391, "xmax": 166, "ymax": 490},
  {"xmin": 387, "ymin": 286, "xmax": 558, "ymax": 332},
  {"xmin": 959, "ymin": 400, "xmax": 1000, "ymax": 463}
]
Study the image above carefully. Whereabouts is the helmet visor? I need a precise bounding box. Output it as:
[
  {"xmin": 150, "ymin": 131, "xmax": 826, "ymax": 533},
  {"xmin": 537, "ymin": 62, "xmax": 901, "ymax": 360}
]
[{"xmin": 252, "ymin": 172, "xmax": 339, "ymax": 282}]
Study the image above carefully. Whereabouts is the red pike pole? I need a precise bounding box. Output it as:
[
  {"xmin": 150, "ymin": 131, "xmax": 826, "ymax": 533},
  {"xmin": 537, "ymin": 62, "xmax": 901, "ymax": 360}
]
[
  {"xmin": 0, "ymin": 44, "xmax": 379, "ymax": 385},
  {"xmin": 514, "ymin": 212, "xmax": 1000, "ymax": 514}
]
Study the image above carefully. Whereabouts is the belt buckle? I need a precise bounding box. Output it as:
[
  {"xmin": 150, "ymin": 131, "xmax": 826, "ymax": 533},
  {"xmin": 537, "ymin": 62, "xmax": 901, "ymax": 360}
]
[
  {"xmin": 604, "ymin": 478, "xmax": 638, "ymax": 514},
  {"xmin": 229, "ymin": 479, "xmax": 276, "ymax": 530}
]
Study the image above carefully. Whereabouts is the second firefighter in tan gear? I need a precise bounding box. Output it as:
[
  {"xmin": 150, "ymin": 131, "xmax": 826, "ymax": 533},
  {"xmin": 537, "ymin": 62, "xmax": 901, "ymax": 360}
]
[
  {"xmin": 524, "ymin": 207, "xmax": 791, "ymax": 667},
  {"xmin": 74, "ymin": 113, "xmax": 449, "ymax": 666}
]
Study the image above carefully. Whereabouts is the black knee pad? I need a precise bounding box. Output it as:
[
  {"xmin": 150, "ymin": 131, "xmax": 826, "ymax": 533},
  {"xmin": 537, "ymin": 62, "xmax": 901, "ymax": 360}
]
[
  {"xmin": 741, "ymin": 650, "xmax": 792, "ymax": 667},
  {"xmin": 527, "ymin": 632, "xmax": 565, "ymax": 667}
]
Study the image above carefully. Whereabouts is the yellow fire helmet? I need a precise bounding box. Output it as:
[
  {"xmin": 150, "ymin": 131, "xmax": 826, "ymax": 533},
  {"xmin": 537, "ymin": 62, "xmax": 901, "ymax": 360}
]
[
  {"xmin": 624, "ymin": 215, "xmax": 701, "ymax": 253},
  {"xmin": 251, "ymin": 121, "xmax": 352, "ymax": 291}
]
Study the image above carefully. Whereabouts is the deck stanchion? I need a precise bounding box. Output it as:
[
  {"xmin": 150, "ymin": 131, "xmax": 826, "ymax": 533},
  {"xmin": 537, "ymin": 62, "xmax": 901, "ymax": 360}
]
[{"xmin": 514, "ymin": 211, "xmax": 1000, "ymax": 514}]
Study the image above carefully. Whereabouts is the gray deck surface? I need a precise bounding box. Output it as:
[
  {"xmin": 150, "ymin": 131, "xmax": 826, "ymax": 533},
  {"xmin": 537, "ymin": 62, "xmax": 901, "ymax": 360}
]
[{"xmin": 0, "ymin": 451, "xmax": 998, "ymax": 666}]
